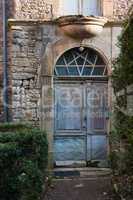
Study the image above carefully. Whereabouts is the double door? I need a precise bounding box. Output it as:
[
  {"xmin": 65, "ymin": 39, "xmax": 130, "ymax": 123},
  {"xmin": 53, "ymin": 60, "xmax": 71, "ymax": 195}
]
[{"xmin": 54, "ymin": 82, "xmax": 109, "ymax": 167}]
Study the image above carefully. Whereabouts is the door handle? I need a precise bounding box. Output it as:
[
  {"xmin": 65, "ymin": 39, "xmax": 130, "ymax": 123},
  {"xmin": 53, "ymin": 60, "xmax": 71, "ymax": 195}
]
[
  {"xmin": 82, "ymin": 106, "xmax": 87, "ymax": 129},
  {"xmin": 84, "ymin": 116, "xmax": 87, "ymax": 122},
  {"xmin": 83, "ymin": 115, "xmax": 87, "ymax": 129}
]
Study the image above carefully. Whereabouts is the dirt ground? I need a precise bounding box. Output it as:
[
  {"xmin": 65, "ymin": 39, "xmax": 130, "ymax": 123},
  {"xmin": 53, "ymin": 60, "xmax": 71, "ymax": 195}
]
[{"xmin": 44, "ymin": 177, "xmax": 113, "ymax": 200}]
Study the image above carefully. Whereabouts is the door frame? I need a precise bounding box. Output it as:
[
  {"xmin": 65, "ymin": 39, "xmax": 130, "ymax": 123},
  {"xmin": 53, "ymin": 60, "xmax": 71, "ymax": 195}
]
[
  {"xmin": 40, "ymin": 44, "xmax": 112, "ymax": 169},
  {"xmin": 53, "ymin": 78, "xmax": 110, "ymax": 167}
]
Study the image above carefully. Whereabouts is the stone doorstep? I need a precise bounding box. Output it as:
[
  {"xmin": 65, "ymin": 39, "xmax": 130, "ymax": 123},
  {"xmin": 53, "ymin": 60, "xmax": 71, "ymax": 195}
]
[{"xmin": 52, "ymin": 167, "xmax": 112, "ymax": 179}]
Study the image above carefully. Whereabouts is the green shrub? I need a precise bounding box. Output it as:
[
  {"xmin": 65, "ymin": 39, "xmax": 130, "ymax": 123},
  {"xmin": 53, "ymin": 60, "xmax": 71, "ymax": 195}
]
[
  {"xmin": 0, "ymin": 123, "xmax": 48, "ymax": 200},
  {"xmin": 111, "ymin": 13, "xmax": 133, "ymax": 199},
  {"xmin": 112, "ymin": 18, "xmax": 133, "ymax": 92}
]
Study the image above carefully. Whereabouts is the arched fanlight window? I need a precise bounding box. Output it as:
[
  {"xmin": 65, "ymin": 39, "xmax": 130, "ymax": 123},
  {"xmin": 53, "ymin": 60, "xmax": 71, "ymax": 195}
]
[
  {"xmin": 54, "ymin": 47, "xmax": 108, "ymax": 77},
  {"xmin": 58, "ymin": 0, "xmax": 101, "ymax": 16}
]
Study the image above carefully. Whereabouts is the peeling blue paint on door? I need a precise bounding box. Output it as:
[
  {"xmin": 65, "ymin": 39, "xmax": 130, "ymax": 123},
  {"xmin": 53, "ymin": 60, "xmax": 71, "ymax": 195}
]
[
  {"xmin": 54, "ymin": 82, "xmax": 108, "ymax": 166},
  {"xmin": 54, "ymin": 137, "xmax": 86, "ymax": 161}
]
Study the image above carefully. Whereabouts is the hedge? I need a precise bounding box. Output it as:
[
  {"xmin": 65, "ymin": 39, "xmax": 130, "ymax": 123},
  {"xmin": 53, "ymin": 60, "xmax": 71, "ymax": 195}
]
[
  {"xmin": 0, "ymin": 123, "xmax": 48, "ymax": 200},
  {"xmin": 112, "ymin": 17, "xmax": 133, "ymax": 92},
  {"xmin": 111, "ymin": 12, "xmax": 133, "ymax": 199}
]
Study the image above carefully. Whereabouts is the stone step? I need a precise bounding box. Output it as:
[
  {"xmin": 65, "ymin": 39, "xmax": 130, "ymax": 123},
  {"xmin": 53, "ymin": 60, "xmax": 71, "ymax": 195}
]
[{"xmin": 53, "ymin": 167, "xmax": 112, "ymax": 179}]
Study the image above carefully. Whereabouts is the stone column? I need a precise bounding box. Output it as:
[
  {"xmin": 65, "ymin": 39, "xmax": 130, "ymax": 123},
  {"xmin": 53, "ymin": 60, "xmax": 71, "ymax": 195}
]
[{"xmin": 41, "ymin": 75, "xmax": 54, "ymax": 169}]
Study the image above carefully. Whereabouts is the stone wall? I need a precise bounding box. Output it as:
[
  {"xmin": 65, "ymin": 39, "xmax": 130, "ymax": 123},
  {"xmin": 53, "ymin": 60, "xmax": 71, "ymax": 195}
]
[
  {"xmin": 114, "ymin": 0, "xmax": 133, "ymax": 20},
  {"xmin": 13, "ymin": 0, "xmax": 133, "ymax": 21},
  {"xmin": 14, "ymin": 0, "xmax": 53, "ymax": 20},
  {"xmin": 1, "ymin": 0, "xmax": 132, "ymax": 124},
  {"xmin": 11, "ymin": 24, "xmax": 54, "ymax": 125}
]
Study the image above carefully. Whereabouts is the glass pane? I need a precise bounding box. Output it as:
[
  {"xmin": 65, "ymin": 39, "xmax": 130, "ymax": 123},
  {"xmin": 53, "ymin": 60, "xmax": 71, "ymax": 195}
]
[
  {"xmin": 83, "ymin": 0, "xmax": 99, "ymax": 16},
  {"xmin": 56, "ymin": 67, "xmax": 68, "ymax": 76},
  {"xmin": 55, "ymin": 86, "xmax": 82, "ymax": 130},
  {"xmin": 79, "ymin": 66, "xmax": 82, "ymax": 72},
  {"xmin": 56, "ymin": 57, "xmax": 65, "ymax": 65},
  {"xmin": 60, "ymin": 0, "xmax": 78, "ymax": 16},
  {"xmin": 91, "ymin": 136, "xmax": 107, "ymax": 160},
  {"xmin": 76, "ymin": 57, "xmax": 85, "ymax": 65},
  {"xmin": 87, "ymin": 52, "xmax": 96, "ymax": 64},
  {"xmin": 83, "ymin": 67, "xmax": 93, "ymax": 75},
  {"xmin": 54, "ymin": 136, "xmax": 86, "ymax": 161},
  {"xmin": 68, "ymin": 67, "xmax": 79, "ymax": 75},
  {"xmin": 92, "ymin": 67, "xmax": 105, "ymax": 76},
  {"xmin": 96, "ymin": 56, "xmax": 105, "ymax": 65},
  {"xmin": 65, "ymin": 51, "xmax": 74, "ymax": 64},
  {"xmin": 55, "ymin": 47, "xmax": 107, "ymax": 77},
  {"xmin": 70, "ymin": 61, "xmax": 77, "ymax": 65}
]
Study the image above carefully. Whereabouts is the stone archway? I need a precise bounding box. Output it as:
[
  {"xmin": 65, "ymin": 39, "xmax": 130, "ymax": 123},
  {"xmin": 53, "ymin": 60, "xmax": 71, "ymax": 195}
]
[
  {"xmin": 53, "ymin": 47, "xmax": 109, "ymax": 167},
  {"xmin": 40, "ymin": 41, "xmax": 111, "ymax": 168}
]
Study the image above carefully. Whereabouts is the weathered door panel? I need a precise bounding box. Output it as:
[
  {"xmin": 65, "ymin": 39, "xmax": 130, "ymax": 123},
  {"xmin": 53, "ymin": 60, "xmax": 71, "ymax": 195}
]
[
  {"xmin": 54, "ymin": 82, "xmax": 108, "ymax": 166},
  {"xmin": 54, "ymin": 136, "xmax": 86, "ymax": 161},
  {"xmin": 86, "ymin": 83, "xmax": 108, "ymax": 133},
  {"xmin": 55, "ymin": 85, "xmax": 83, "ymax": 132},
  {"xmin": 87, "ymin": 135, "xmax": 107, "ymax": 161},
  {"xmin": 54, "ymin": 84, "xmax": 86, "ymax": 164},
  {"xmin": 86, "ymin": 83, "xmax": 108, "ymax": 164}
]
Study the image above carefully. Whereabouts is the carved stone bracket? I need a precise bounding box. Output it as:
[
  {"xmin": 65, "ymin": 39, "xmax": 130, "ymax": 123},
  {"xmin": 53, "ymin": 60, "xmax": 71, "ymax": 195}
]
[{"xmin": 56, "ymin": 15, "xmax": 108, "ymax": 39}]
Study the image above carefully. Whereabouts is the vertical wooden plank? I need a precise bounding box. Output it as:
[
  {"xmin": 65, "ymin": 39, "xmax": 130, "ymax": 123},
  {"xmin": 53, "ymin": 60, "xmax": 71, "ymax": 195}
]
[
  {"xmin": 86, "ymin": 82, "xmax": 108, "ymax": 163},
  {"xmin": 86, "ymin": 83, "xmax": 108, "ymax": 132}
]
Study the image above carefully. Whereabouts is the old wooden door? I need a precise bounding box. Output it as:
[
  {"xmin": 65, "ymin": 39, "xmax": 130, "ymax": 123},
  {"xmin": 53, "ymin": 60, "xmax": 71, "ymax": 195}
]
[
  {"xmin": 86, "ymin": 82, "xmax": 108, "ymax": 166},
  {"xmin": 54, "ymin": 82, "xmax": 108, "ymax": 167}
]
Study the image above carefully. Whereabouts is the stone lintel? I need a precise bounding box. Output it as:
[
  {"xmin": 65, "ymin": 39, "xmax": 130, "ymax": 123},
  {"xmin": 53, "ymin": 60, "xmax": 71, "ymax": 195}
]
[
  {"xmin": 8, "ymin": 18, "xmax": 123, "ymax": 28},
  {"xmin": 8, "ymin": 18, "xmax": 54, "ymax": 28}
]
